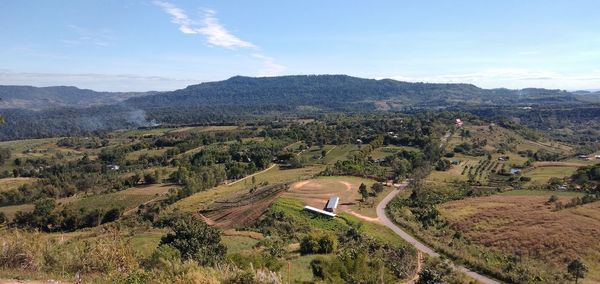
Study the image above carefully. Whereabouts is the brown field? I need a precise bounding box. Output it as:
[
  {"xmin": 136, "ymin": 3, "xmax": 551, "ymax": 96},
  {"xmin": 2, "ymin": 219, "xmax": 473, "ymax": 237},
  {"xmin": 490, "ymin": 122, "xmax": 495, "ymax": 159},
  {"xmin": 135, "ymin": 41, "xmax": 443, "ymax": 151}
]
[
  {"xmin": 439, "ymin": 193, "xmax": 600, "ymax": 282},
  {"xmin": 199, "ymin": 184, "xmax": 288, "ymax": 228}
]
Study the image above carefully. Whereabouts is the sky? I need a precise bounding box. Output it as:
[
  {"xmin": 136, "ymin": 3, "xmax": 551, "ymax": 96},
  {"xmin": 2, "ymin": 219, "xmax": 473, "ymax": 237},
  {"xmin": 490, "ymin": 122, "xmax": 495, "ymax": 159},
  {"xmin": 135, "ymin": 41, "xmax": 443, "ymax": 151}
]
[{"xmin": 1, "ymin": 0, "xmax": 600, "ymax": 92}]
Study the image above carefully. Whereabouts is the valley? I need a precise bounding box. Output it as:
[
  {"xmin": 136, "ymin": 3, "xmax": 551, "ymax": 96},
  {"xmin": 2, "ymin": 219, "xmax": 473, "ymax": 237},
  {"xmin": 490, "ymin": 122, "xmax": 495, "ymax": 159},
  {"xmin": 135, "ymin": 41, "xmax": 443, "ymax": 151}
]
[{"xmin": 0, "ymin": 112, "xmax": 598, "ymax": 283}]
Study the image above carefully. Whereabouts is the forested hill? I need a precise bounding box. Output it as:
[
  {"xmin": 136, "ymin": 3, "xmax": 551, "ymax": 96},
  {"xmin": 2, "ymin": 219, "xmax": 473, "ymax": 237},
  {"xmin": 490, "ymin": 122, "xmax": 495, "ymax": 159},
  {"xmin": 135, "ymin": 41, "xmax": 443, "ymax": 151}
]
[
  {"xmin": 123, "ymin": 75, "xmax": 583, "ymax": 110},
  {"xmin": 0, "ymin": 75, "xmax": 598, "ymax": 140},
  {"xmin": 0, "ymin": 85, "xmax": 153, "ymax": 110}
]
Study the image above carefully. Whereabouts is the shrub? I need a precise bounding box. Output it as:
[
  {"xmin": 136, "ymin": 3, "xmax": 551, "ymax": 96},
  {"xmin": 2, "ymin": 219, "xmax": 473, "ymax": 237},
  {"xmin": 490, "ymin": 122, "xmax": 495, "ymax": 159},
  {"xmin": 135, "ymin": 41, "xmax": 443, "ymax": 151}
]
[
  {"xmin": 0, "ymin": 229, "xmax": 47, "ymax": 270},
  {"xmin": 300, "ymin": 231, "xmax": 338, "ymax": 255},
  {"xmin": 160, "ymin": 216, "xmax": 227, "ymax": 266},
  {"xmin": 70, "ymin": 229, "xmax": 139, "ymax": 274}
]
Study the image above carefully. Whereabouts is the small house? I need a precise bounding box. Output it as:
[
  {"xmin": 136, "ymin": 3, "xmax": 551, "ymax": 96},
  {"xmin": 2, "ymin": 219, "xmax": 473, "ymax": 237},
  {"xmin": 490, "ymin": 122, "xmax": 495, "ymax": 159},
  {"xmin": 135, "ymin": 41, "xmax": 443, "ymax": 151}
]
[
  {"xmin": 455, "ymin": 118, "xmax": 464, "ymax": 127},
  {"xmin": 107, "ymin": 164, "xmax": 120, "ymax": 171},
  {"xmin": 325, "ymin": 196, "xmax": 340, "ymax": 212}
]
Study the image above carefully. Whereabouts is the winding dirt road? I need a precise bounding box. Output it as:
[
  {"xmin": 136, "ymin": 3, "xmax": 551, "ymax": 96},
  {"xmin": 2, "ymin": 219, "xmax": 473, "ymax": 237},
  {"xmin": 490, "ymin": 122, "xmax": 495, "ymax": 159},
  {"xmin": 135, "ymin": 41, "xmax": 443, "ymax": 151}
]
[{"xmin": 376, "ymin": 186, "xmax": 501, "ymax": 284}]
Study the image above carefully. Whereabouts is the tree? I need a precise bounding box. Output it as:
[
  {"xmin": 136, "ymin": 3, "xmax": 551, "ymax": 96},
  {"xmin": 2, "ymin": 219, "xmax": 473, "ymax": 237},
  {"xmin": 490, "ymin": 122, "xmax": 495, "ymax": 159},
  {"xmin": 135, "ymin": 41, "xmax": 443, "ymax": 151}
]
[
  {"xmin": 358, "ymin": 183, "xmax": 369, "ymax": 201},
  {"xmin": 371, "ymin": 183, "xmax": 384, "ymax": 195},
  {"xmin": 102, "ymin": 207, "xmax": 122, "ymax": 223},
  {"xmin": 160, "ymin": 216, "xmax": 226, "ymax": 266},
  {"xmin": 567, "ymin": 259, "xmax": 588, "ymax": 284}
]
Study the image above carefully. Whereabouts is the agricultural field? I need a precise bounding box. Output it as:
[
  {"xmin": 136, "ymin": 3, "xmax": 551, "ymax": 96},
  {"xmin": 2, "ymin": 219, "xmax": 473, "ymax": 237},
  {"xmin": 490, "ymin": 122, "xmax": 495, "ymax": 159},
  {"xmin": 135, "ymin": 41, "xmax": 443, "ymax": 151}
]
[
  {"xmin": 370, "ymin": 145, "xmax": 419, "ymax": 160},
  {"xmin": 439, "ymin": 190, "xmax": 600, "ymax": 283},
  {"xmin": 170, "ymin": 165, "xmax": 324, "ymax": 214},
  {"xmin": 68, "ymin": 183, "xmax": 175, "ymax": 212}
]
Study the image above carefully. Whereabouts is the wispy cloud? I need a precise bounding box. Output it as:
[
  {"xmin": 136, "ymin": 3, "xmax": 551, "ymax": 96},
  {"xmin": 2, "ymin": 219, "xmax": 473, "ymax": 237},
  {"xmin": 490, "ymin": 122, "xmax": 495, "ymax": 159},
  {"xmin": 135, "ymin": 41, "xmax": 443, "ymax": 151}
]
[
  {"xmin": 153, "ymin": 1, "xmax": 254, "ymax": 49},
  {"xmin": 153, "ymin": 1, "xmax": 284, "ymax": 76},
  {"xmin": 251, "ymin": 53, "xmax": 286, "ymax": 76},
  {"xmin": 199, "ymin": 10, "xmax": 256, "ymax": 49},
  {"xmin": 62, "ymin": 25, "xmax": 114, "ymax": 47}
]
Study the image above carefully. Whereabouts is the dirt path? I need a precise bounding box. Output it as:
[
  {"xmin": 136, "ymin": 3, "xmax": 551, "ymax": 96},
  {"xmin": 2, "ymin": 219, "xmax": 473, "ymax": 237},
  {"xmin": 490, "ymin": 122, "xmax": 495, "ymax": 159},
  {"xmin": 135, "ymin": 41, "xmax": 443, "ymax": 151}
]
[
  {"xmin": 343, "ymin": 206, "xmax": 381, "ymax": 223},
  {"xmin": 405, "ymin": 251, "xmax": 424, "ymax": 284},
  {"xmin": 226, "ymin": 164, "xmax": 276, "ymax": 186},
  {"xmin": 376, "ymin": 186, "xmax": 501, "ymax": 284}
]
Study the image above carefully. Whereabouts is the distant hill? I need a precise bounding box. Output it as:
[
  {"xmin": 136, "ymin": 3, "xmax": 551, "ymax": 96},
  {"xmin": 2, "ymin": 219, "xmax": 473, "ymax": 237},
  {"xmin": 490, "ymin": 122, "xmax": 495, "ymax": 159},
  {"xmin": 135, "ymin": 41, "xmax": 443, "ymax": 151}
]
[
  {"xmin": 0, "ymin": 85, "xmax": 154, "ymax": 110},
  {"xmin": 124, "ymin": 75, "xmax": 583, "ymax": 111},
  {"xmin": 0, "ymin": 75, "xmax": 596, "ymax": 140}
]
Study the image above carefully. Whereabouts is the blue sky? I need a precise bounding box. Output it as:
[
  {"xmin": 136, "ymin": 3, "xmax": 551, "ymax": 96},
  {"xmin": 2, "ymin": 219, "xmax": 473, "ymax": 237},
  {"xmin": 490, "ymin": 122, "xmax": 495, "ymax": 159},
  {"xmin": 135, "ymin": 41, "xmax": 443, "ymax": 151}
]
[{"xmin": 1, "ymin": 0, "xmax": 600, "ymax": 91}]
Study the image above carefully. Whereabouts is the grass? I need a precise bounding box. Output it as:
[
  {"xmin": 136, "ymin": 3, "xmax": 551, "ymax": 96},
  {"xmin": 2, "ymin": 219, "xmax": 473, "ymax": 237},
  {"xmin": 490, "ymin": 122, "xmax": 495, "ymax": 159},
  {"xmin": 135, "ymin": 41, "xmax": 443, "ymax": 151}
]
[
  {"xmin": 129, "ymin": 229, "xmax": 166, "ymax": 258},
  {"xmin": 222, "ymin": 235, "xmax": 260, "ymax": 254},
  {"xmin": 320, "ymin": 144, "xmax": 359, "ymax": 165},
  {"xmin": 68, "ymin": 184, "xmax": 175, "ymax": 212},
  {"xmin": 285, "ymin": 254, "xmax": 333, "ymax": 283},
  {"xmin": 370, "ymin": 145, "xmax": 419, "ymax": 160},
  {"xmin": 125, "ymin": 148, "xmax": 170, "ymax": 160},
  {"xmin": 439, "ymin": 193, "xmax": 600, "ymax": 282},
  {"xmin": 171, "ymin": 165, "xmax": 324, "ymax": 213},
  {"xmin": 524, "ymin": 165, "xmax": 579, "ymax": 184},
  {"xmin": 0, "ymin": 203, "xmax": 34, "ymax": 219},
  {"xmin": 0, "ymin": 177, "xmax": 36, "ymax": 192}
]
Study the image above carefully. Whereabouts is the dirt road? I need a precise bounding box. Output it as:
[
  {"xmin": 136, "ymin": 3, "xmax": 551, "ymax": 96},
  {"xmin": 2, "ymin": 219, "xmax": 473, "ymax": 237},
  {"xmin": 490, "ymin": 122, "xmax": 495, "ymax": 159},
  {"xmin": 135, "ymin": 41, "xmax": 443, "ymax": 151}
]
[{"xmin": 376, "ymin": 186, "xmax": 502, "ymax": 284}]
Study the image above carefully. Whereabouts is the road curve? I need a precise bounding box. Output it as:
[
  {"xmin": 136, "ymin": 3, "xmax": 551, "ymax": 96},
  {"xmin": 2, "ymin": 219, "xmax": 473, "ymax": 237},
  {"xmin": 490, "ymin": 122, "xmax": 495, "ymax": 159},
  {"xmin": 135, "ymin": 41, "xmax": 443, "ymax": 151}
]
[{"xmin": 376, "ymin": 187, "xmax": 502, "ymax": 284}]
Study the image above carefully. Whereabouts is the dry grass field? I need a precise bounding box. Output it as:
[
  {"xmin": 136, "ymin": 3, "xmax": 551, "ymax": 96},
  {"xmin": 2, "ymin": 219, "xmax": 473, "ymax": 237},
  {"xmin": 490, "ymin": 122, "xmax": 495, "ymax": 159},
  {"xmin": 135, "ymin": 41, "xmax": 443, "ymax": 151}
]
[
  {"xmin": 0, "ymin": 177, "xmax": 36, "ymax": 192},
  {"xmin": 439, "ymin": 191, "xmax": 600, "ymax": 282}
]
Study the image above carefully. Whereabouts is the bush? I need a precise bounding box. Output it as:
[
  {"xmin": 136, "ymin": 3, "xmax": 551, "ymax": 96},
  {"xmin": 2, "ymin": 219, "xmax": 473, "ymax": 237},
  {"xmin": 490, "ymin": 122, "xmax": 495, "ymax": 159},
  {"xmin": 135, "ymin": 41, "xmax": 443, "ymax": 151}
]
[
  {"xmin": 435, "ymin": 159, "xmax": 451, "ymax": 171},
  {"xmin": 300, "ymin": 231, "xmax": 338, "ymax": 255},
  {"xmin": 160, "ymin": 216, "xmax": 227, "ymax": 266}
]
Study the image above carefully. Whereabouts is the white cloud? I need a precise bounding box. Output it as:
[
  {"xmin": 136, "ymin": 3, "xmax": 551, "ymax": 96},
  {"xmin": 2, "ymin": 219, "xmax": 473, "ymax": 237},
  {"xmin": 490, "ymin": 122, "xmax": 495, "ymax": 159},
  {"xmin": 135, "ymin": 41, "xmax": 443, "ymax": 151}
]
[
  {"xmin": 153, "ymin": 1, "xmax": 254, "ymax": 49},
  {"xmin": 251, "ymin": 53, "xmax": 286, "ymax": 76},
  {"xmin": 199, "ymin": 10, "xmax": 256, "ymax": 49},
  {"xmin": 153, "ymin": 1, "xmax": 284, "ymax": 77},
  {"xmin": 152, "ymin": 1, "xmax": 195, "ymax": 34}
]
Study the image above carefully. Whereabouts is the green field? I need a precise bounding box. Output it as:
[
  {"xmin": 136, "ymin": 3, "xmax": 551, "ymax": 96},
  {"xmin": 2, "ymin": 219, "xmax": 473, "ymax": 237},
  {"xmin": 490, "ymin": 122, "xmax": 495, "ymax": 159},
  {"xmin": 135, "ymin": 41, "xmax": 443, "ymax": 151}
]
[
  {"xmin": 524, "ymin": 166, "xmax": 579, "ymax": 183},
  {"xmin": 68, "ymin": 184, "xmax": 174, "ymax": 212}
]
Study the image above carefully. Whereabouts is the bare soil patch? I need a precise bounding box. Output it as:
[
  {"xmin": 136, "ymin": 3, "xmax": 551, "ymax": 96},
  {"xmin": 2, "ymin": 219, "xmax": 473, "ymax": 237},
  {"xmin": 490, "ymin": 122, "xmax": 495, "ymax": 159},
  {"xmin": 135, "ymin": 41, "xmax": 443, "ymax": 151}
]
[{"xmin": 199, "ymin": 184, "xmax": 288, "ymax": 228}]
